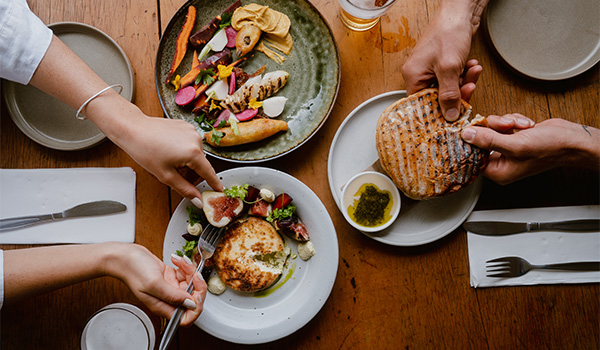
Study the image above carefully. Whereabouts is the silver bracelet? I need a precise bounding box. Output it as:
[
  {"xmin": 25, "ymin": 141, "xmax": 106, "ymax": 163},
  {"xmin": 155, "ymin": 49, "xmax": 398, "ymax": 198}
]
[{"xmin": 75, "ymin": 84, "xmax": 124, "ymax": 120}]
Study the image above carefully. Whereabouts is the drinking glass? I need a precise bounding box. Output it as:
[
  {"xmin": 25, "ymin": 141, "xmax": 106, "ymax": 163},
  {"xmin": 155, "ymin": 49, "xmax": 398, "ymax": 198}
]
[{"xmin": 338, "ymin": 0, "xmax": 397, "ymax": 31}]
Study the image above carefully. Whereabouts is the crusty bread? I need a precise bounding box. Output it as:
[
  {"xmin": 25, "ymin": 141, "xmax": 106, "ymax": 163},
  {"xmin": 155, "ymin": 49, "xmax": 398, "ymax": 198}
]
[
  {"xmin": 375, "ymin": 88, "xmax": 489, "ymax": 200},
  {"xmin": 212, "ymin": 217, "xmax": 285, "ymax": 292}
]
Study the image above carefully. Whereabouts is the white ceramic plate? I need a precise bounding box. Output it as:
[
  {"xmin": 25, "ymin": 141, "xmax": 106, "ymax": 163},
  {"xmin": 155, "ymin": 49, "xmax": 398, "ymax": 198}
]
[
  {"xmin": 327, "ymin": 91, "xmax": 482, "ymax": 246},
  {"xmin": 162, "ymin": 167, "xmax": 338, "ymax": 344},
  {"xmin": 484, "ymin": 0, "xmax": 600, "ymax": 81},
  {"xmin": 2, "ymin": 22, "xmax": 134, "ymax": 150}
]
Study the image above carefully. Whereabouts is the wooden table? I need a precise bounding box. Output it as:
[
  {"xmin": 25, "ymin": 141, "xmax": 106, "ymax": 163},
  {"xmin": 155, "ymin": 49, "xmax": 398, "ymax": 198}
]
[{"xmin": 2, "ymin": 0, "xmax": 598, "ymax": 349}]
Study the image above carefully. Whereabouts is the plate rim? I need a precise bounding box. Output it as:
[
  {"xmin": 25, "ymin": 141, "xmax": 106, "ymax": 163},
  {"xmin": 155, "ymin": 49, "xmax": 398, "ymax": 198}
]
[
  {"xmin": 327, "ymin": 90, "xmax": 482, "ymax": 246},
  {"xmin": 483, "ymin": 1, "xmax": 600, "ymax": 81},
  {"xmin": 162, "ymin": 166, "xmax": 339, "ymax": 344},
  {"xmin": 154, "ymin": 0, "xmax": 341, "ymax": 163},
  {"xmin": 2, "ymin": 21, "xmax": 135, "ymax": 151}
]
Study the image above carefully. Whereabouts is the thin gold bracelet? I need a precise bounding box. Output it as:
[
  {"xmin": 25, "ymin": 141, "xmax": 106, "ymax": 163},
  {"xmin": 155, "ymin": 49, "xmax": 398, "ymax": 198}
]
[{"xmin": 75, "ymin": 84, "xmax": 123, "ymax": 120}]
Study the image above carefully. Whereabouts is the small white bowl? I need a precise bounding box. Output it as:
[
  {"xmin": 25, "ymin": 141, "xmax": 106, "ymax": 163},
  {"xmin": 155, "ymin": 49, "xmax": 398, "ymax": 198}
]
[{"xmin": 341, "ymin": 171, "xmax": 401, "ymax": 233}]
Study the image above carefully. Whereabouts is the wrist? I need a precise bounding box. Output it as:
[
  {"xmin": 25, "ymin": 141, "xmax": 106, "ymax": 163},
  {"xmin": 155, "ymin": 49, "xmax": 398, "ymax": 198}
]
[
  {"xmin": 565, "ymin": 124, "xmax": 600, "ymax": 170},
  {"xmin": 440, "ymin": 0, "xmax": 489, "ymax": 34},
  {"xmin": 98, "ymin": 242, "xmax": 132, "ymax": 280}
]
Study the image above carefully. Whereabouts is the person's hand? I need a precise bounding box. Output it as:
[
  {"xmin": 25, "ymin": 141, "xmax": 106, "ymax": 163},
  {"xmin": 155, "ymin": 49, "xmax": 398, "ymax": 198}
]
[
  {"xmin": 106, "ymin": 243, "xmax": 207, "ymax": 327},
  {"xmin": 401, "ymin": 1, "xmax": 486, "ymax": 121},
  {"xmin": 461, "ymin": 115, "xmax": 600, "ymax": 185},
  {"xmin": 118, "ymin": 113, "xmax": 224, "ymax": 207}
]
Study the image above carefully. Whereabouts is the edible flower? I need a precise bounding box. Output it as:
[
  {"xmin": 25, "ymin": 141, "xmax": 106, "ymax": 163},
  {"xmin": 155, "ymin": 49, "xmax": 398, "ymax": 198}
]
[
  {"xmin": 209, "ymin": 99, "xmax": 221, "ymax": 112},
  {"xmin": 171, "ymin": 75, "xmax": 181, "ymax": 91},
  {"xmin": 248, "ymin": 98, "xmax": 262, "ymax": 110},
  {"xmin": 217, "ymin": 64, "xmax": 233, "ymax": 80}
]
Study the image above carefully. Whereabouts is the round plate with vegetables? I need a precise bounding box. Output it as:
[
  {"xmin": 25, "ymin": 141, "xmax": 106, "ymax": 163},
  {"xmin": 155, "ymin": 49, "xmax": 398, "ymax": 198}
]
[
  {"xmin": 162, "ymin": 167, "xmax": 338, "ymax": 344},
  {"xmin": 155, "ymin": 0, "xmax": 340, "ymax": 162}
]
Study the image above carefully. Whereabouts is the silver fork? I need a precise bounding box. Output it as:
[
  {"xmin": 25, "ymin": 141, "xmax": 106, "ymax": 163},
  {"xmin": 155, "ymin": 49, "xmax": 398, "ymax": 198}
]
[
  {"xmin": 486, "ymin": 256, "xmax": 600, "ymax": 278},
  {"xmin": 159, "ymin": 224, "xmax": 225, "ymax": 350}
]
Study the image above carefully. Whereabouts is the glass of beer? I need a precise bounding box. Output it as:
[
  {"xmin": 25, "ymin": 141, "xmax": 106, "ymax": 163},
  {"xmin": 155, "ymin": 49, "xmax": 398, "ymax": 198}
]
[{"xmin": 338, "ymin": 0, "xmax": 397, "ymax": 31}]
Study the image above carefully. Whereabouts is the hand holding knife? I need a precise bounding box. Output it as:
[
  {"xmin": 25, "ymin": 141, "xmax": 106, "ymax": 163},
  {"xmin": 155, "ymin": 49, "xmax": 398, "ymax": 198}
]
[{"xmin": 464, "ymin": 219, "xmax": 600, "ymax": 236}]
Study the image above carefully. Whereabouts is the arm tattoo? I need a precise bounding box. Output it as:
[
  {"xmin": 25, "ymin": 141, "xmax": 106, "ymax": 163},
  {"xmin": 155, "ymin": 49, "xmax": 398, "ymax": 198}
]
[{"xmin": 582, "ymin": 125, "xmax": 592, "ymax": 137}]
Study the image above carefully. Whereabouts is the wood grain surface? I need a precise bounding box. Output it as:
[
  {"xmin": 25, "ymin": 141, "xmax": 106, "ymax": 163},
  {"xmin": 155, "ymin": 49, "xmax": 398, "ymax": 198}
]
[{"xmin": 1, "ymin": 0, "xmax": 598, "ymax": 349}]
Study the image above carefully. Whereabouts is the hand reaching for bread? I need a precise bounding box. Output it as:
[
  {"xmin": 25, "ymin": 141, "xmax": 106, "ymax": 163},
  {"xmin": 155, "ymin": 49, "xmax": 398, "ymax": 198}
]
[{"xmin": 461, "ymin": 115, "xmax": 600, "ymax": 185}]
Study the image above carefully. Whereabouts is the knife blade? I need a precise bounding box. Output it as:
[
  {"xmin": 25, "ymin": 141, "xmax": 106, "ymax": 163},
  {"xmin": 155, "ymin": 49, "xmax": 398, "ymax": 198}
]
[
  {"xmin": 464, "ymin": 219, "xmax": 600, "ymax": 236},
  {"xmin": 0, "ymin": 200, "xmax": 127, "ymax": 231}
]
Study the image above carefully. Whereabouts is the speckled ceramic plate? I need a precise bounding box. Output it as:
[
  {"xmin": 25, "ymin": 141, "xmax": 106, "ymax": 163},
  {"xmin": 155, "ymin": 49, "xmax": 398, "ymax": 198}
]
[
  {"xmin": 484, "ymin": 0, "xmax": 600, "ymax": 81},
  {"xmin": 2, "ymin": 22, "xmax": 134, "ymax": 151},
  {"xmin": 162, "ymin": 167, "xmax": 338, "ymax": 344},
  {"xmin": 156, "ymin": 0, "xmax": 340, "ymax": 162}
]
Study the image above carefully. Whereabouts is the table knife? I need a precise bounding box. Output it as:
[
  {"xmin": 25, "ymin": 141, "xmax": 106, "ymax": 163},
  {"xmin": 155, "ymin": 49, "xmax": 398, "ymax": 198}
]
[
  {"xmin": 464, "ymin": 219, "xmax": 600, "ymax": 236},
  {"xmin": 0, "ymin": 200, "xmax": 127, "ymax": 231}
]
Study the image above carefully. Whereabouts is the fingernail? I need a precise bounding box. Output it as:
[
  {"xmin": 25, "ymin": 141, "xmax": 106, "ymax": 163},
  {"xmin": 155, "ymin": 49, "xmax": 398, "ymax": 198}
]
[
  {"xmin": 183, "ymin": 255, "xmax": 193, "ymax": 266},
  {"xmin": 171, "ymin": 254, "xmax": 182, "ymax": 261},
  {"xmin": 183, "ymin": 298, "xmax": 197, "ymax": 310},
  {"xmin": 191, "ymin": 197, "xmax": 203, "ymax": 209},
  {"xmin": 462, "ymin": 128, "xmax": 476, "ymax": 142},
  {"xmin": 446, "ymin": 108, "xmax": 459, "ymax": 122},
  {"xmin": 516, "ymin": 117, "xmax": 532, "ymax": 128}
]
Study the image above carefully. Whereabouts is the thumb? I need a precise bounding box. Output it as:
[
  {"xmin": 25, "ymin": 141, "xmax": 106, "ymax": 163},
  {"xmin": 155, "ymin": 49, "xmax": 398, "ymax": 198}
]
[
  {"xmin": 436, "ymin": 69, "xmax": 462, "ymax": 122},
  {"xmin": 461, "ymin": 126, "xmax": 514, "ymax": 155}
]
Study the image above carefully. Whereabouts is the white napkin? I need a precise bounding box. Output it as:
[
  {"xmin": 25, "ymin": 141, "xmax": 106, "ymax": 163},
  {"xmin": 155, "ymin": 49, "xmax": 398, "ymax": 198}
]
[
  {"xmin": 467, "ymin": 205, "xmax": 600, "ymax": 288},
  {"xmin": 0, "ymin": 168, "xmax": 136, "ymax": 244}
]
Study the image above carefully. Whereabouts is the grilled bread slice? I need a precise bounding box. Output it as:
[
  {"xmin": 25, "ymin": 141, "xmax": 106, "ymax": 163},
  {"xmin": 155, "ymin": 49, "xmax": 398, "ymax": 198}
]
[
  {"xmin": 375, "ymin": 88, "xmax": 489, "ymax": 200},
  {"xmin": 212, "ymin": 217, "xmax": 286, "ymax": 292}
]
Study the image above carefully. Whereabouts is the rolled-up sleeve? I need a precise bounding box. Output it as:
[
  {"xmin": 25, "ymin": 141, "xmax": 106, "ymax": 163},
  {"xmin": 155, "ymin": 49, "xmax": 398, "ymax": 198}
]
[{"xmin": 0, "ymin": 0, "xmax": 53, "ymax": 84}]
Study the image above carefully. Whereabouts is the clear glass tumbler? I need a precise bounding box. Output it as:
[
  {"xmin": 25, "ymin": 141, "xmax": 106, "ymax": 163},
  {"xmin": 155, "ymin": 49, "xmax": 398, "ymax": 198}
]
[{"xmin": 338, "ymin": 0, "xmax": 397, "ymax": 31}]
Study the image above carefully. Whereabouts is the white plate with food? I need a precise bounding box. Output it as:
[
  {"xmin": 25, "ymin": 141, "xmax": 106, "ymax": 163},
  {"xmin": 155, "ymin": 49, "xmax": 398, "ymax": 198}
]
[
  {"xmin": 162, "ymin": 166, "xmax": 338, "ymax": 344},
  {"xmin": 484, "ymin": 0, "xmax": 600, "ymax": 80},
  {"xmin": 327, "ymin": 91, "xmax": 482, "ymax": 246}
]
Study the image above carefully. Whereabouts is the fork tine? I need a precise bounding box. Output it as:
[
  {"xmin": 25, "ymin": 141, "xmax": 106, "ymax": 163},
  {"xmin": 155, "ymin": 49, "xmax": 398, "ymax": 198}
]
[
  {"xmin": 486, "ymin": 265, "xmax": 511, "ymax": 273},
  {"xmin": 487, "ymin": 272, "xmax": 515, "ymax": 278},
  {"xmin": 486, "ymin": 256, "xmax": 517, "ymax": 263}
]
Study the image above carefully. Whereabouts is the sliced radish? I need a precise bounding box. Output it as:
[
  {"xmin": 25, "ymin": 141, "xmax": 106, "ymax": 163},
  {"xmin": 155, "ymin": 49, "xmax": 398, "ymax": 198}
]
[
  {"xmin": 207, "ymin": 28, "xmax": 228, "ymax": 52},
  {"xmin": 262, "ymin": 96, "xmax": 288, "ymax": 117},
  {"xmin": 225, "ymin": 27, "xmax": 237, "ymax": 48},
  {"xmin": 175, "ymin": 86, "xmax": 197, "ymax": 106},
  {"xmin": 235, "ymin": 108, "xmax": 258, "ymax": 121},
  {"xmin": 213, "ymin": 109, "xmax": 232, "ymax": 128},
  {"xmin": 205, "ymin": 79, "xmax": 229, "ymax": 100},
  {"xmin": 229, "ymin": 71, "xmax": 236, "ymax": 95}
]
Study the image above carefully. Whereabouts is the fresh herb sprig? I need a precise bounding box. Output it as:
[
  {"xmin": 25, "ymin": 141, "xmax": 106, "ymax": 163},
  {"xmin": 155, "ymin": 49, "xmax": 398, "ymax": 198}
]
[
  {"xmin": 176, "ymin": 240, "xmax": 198, "ymax": 259},
  {"xmin": 267, "ymin": 205, "xmax": 296, "ymax": 223},
  {"xmin": 195, "ymin": 68, "xmax": 216, "ymax": 86},
  {"xmin": 195, "ymin": 112, "xmax": 225, "ymax": 145},
  {"xmin": 219, "ymin": 13, "xmax": 233, "ymax": 29},
  {"xmin": 224, "ymin": 184, "xmax": 248, "ymax": 199}
]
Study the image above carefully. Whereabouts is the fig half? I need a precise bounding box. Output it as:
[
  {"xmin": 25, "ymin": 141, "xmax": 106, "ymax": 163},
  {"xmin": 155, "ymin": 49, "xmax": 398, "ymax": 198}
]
[{"xmin": 202, "ymin": 191, "xmax": 244, "ymax": 227}]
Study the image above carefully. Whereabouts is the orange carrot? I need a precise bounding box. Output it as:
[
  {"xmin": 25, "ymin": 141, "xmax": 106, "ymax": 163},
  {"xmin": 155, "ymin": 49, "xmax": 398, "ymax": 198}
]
[{"xmin": 165, "ymin": 6, "xmax": 196, "ymax": 84}]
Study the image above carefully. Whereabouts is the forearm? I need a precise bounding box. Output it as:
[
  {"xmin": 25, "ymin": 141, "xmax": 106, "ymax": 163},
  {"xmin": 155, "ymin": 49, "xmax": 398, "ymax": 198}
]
[
  {"xmin": 28, "ymin": 35, "xmax": 144, "ymax": 146},
  {"xmin": 438, "ymin": 0, "xmax": 490, "ymax": 34},
  {"xmin": 3, "ymin": 242, "xmax": 126, "ymax": 304}
]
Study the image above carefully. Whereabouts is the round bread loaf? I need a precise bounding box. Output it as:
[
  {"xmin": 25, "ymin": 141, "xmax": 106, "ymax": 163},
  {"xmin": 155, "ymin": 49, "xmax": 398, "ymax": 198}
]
[
  {"xmin": 375, "ymin": 88, "xmax": 489, "ymax": 200},
  {"xmin": 213, "ymin": 217, "xmax": 285, "ymax": 292}
]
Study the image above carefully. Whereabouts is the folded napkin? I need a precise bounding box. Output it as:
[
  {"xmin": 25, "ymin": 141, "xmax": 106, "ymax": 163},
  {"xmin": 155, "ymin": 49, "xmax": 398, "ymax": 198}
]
[
  {"xmin": 467, "ymin": 205, "xmax": 600, "ymax": 288},
  {"xmin": 0, "ymin": 168, "xmax": 136, "ymax": 244}
]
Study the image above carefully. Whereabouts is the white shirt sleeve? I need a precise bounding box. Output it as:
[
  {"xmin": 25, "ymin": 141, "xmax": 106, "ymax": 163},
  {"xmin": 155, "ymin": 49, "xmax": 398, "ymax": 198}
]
[{"xmin": 0, "ymin": 0, "xmax": 53, "ymax": 84}]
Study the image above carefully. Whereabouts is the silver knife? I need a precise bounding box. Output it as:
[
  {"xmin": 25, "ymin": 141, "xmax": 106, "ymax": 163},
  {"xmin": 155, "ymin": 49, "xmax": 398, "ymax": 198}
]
[
  {"xmin": 0, "ymin": 200, "xmax": 127, "ymax": 231},
  {"xmin": 464, "ymin": 219, "xmax": 600, "ymax": 236}
]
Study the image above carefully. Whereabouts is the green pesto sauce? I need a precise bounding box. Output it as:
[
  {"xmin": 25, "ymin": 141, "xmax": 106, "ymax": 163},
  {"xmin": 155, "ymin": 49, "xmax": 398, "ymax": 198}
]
[
  {"xmin": 253, "ymin": 262, "xmax": 296, "ymax": 298},
  {"xmin": 347, "ymin": 183, "xmax": 392, "ymax": 227}
]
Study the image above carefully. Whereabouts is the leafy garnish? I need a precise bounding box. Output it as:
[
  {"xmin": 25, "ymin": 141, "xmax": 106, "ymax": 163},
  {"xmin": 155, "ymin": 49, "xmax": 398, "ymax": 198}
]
[
  {"xmin": 219, "ymin": 12, "xmax": 233, "ymax": 29},
  {"xmin": 224, "ymin": 184, "xmax": 249, "ymax": 199},
  {"xmin": 186, "ymin": 206, "xmax": 204, "ymax": 226},
  {"xmin": 267, "ymin": 205, "xmax": 296, "ymax": 223},
  {"xmin": 195, "ymin": 68, "xmax": 216, "ymax": 86},
  {"xmin": 176, "ymin": 240, "xmax": 198, "ymax": 259},
  {"xmin": 195, "ymin": 113, "xmax": 224, "ymax": 145}
]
